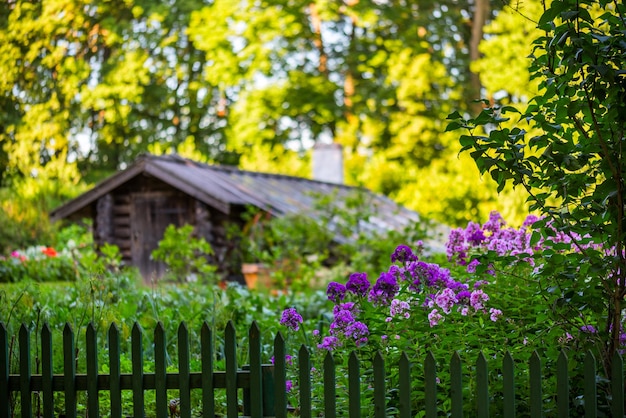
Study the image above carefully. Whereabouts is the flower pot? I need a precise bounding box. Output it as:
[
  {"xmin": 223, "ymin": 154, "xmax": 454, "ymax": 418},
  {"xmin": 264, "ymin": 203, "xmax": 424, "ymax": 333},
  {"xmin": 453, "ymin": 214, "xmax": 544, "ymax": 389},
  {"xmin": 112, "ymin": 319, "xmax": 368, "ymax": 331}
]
[{"xmin": 241, "ymin": 263, "xmax": 272, "ymax": 289}]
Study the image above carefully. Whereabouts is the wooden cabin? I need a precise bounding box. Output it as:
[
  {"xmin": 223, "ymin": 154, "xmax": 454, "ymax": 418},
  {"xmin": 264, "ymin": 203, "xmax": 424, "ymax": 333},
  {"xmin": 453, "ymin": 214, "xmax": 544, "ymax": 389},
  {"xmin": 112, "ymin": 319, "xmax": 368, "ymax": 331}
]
[{"xmin": 50, "ymin": 153, "xmax": 422, "ymax": 282}]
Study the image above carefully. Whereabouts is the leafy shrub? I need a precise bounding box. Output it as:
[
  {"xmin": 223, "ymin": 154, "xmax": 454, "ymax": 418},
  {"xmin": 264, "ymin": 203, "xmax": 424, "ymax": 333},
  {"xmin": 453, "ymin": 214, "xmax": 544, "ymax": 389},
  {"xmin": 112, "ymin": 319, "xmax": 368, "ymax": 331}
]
[{"xmin": 151, "ymin": 224, "xmax": 217, "ymax": 283}]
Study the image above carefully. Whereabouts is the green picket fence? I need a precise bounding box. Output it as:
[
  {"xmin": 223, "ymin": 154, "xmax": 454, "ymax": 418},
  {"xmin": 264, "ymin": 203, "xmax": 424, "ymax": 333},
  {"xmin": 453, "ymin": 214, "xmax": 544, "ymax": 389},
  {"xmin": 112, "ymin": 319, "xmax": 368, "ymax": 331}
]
[{"xmin": 1, "ymin": 320, "xmax": 625, "ymax": 417}]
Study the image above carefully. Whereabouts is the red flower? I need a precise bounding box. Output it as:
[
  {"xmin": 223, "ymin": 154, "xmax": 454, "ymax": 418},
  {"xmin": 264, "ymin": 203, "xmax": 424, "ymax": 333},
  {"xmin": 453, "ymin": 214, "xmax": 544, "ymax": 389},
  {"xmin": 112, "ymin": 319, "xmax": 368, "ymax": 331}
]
[{"xmin": 42, "ymin": 247, "xmax": 57, "ymax": 257}]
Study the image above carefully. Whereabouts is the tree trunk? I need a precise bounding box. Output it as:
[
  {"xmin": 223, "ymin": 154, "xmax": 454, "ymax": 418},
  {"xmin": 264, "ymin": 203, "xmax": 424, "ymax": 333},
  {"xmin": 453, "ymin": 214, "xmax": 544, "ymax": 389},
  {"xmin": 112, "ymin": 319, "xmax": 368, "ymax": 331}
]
[
  {"xmin": 469, "ymin": 0, "xmax": 490, "ymax": 115},
  {"xmin": 308, "ymin": 3, "xmax": 328, "ymax": 75}
]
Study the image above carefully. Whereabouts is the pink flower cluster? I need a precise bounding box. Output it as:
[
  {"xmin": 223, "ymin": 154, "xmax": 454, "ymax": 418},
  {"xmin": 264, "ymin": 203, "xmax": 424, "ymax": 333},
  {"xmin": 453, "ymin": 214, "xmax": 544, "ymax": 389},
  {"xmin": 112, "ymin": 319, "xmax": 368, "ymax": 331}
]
[
  {"xmin": 446, "ymin": 211, "xmax": 538, "ymax": 269},
  {"xmin": 446, "ymin": 211, "xmax": 605, "ymax": 275}
]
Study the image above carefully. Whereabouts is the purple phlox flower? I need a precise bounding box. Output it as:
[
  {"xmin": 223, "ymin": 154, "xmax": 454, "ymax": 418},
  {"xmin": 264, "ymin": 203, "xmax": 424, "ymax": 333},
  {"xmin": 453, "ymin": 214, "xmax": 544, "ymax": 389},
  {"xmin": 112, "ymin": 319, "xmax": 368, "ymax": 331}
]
[
  {"xmin": 485, "ymin": 228, "xmax": 524, "ymax": 256},
  {"xmin": 428, "ymin": 309, "xmax": 443, "ymax": 327},
  {"xmin": 387, "ymin": 265, "xmax": 406, "ymax": 281},
  {"xmin": 435, "ymin": 288, "xmax": 457, "ymax": 314},
  {"xmin": 317, "ymin": 336, "xmax": 341, "ymax": 351},
  {"xmin": 285, "ymin": 380, "xmax": 293, "ymax": 392},
  {"xmin": 391, "ymin": 245, "xmax": 418, "ymax": 264},
  {"xmin": 446, "ymin": 280, "xmax": 468, "ymax": 292},
  {"xmin": 483, "ymin": 211, "xmax": 505, "ymax": 234},
  {"xmin": 389, "ymin": 299, "xmax": 411, "ymax": 318},
  {"xmin": 522, "ymin": 215, "xmax": 540, "ymax": 229},
  {"xmin": 456, "ymin": 290, "xmax": 472, "ymax": 303},
  {"xmin": 409, "ymin": 261, "xmax": 441, "ymax": 288},
  {"xmin": 368, "ymin": 271, "xmax": 399, "ymax": 306},
  {"xmin": 333, "ymin": 302, "xmax": 357, "ymax": 315},
  {"xmin": 489, "ymin": 308, "xmax": 502, "ymax": 322},
  {"xmin": 580, "ymin": 325, "xmax": 598, "ymax": 334},
  {"xmin": 470, "ymin": 289, "xmax": 489, "ymax": 311},
  {"xmin": 312, "ymin": 329, "xmax": 320, "ymax": 336},
  {"xmin": 464, "ymin": 222, "xmax": 486, "ymax": 246},
  {"xmin": 446, "ymin": 228, "xmax": 468, "ymax": 264},
  {"xmin": 330, "ymin": 308, "xmax": 355, "ymax": 335},
  {"xmin": 346, "ymin": 272, "xmax": 371, "ymax": 297},
  {"xmin": 428, "ymin": 264, "xmax": 452, "ymax": 288},
  {"xmin": 280, "ymin": 308, "xmax": 303, "ymax": 331},
  {"xmin": 466, "ymin": 258, "xmax": 480, "ymax": 274},
  {"xmin": 327, "ymin": 281, "xmax": 347, "ymax": 303},
  {"xmin": 344, "ymin": 321, "xmax": 369, "ymax": 343}
]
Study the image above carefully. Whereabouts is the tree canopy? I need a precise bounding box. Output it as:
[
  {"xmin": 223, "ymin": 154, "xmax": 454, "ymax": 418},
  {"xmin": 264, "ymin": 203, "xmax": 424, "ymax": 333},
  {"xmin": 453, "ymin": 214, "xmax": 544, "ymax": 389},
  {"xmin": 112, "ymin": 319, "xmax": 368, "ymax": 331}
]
[{"xmin": 1, "ymin": 0, "xmax": 543, "ymax": 250}]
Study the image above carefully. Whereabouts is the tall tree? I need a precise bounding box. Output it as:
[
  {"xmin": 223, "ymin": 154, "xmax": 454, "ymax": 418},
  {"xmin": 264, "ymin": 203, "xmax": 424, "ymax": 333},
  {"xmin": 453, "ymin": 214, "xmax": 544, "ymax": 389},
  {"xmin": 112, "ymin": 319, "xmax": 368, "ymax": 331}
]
[
  {"xmin": 188, "ymin": 0, "xmax": 507, "ymax": 225},
  {"xmin": 2, "ymin": 0, "xmax": 521, "ymax": 228}
]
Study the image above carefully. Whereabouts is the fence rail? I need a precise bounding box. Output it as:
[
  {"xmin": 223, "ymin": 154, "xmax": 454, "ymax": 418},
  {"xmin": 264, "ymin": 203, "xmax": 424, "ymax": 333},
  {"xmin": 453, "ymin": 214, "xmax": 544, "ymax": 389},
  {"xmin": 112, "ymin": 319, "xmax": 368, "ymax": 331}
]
[{"xmin": 1, "ymin": 320, "xmax": 625, "ymax": 417}]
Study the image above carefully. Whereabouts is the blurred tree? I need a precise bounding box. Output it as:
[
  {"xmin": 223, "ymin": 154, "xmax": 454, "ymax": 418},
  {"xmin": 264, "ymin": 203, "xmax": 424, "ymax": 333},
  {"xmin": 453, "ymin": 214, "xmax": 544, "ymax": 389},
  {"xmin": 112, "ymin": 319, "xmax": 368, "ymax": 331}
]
[
  {"xmin": 188, "ymin": 0, "xmax": 511, "ymax": 225},
  {"xmin": 1, "ymin": 0, "xmax": 535, "ymax": 232}
]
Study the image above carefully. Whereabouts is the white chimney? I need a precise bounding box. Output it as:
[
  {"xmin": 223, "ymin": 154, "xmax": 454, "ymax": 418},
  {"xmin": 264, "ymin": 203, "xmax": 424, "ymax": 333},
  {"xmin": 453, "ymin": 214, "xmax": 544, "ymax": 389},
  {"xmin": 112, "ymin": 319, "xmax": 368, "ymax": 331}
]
[{"xmin": 312, "ymin": 143, "xmax": 343, "ymax": 184}]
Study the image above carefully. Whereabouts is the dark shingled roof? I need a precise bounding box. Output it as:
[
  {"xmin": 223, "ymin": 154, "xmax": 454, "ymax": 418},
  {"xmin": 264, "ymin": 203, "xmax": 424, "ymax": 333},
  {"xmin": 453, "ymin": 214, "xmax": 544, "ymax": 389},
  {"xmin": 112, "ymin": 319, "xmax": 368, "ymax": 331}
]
[{"xmin": 50, "ymin": 153, "xmax": 423, "ymax": 243}]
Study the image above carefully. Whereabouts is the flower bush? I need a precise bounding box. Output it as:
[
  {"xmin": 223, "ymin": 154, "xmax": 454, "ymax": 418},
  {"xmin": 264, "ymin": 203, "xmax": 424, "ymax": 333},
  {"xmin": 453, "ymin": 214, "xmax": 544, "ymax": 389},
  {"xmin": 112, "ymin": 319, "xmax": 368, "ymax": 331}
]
[
  {"xmin": 274, "ymin": 211, "xmax": 626, "ymax": 415},
  {"xmin": 282, "ymin": 242, "xmax": 499, "ymax": 354},
  {"xmin": 0, "ymin": 244, "xmax": 77, "ymax": 282},
  {"xmin": 279, "ymin": 241, "xmax": 504, "ymax": 413},
  {"xmin": 445, "ymin": 210, "xmax": 626, "ymax": 353}
]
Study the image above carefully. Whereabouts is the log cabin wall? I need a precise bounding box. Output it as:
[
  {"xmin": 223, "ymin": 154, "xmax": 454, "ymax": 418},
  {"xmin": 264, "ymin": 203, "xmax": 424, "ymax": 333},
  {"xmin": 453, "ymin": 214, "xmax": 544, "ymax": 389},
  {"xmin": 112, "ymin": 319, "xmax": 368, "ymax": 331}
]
[
  {"xmin": 92, "ymin": 174, "xmax": 196, "ymax": 279},
  {"xmin": 91, "ymin": 172, "xmax": 244, "ymax": 281},
  {"xmin": 195, "ymin": 201, "xmax": 247, "ymax": 283}
]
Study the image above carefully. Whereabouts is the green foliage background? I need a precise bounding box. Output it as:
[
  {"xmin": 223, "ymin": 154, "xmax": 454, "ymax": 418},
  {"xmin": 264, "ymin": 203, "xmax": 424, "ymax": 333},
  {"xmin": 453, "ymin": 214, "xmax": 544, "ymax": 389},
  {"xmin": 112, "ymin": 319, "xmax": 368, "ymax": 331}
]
[{"xmin": 0, "ymin": 0, "xmax": 548, "ymax": 253}]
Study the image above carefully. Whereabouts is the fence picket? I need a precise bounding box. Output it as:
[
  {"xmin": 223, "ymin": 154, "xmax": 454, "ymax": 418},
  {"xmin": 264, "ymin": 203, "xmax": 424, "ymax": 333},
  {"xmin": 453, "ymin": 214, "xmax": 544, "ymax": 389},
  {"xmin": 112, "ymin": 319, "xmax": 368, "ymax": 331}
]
[
  {"xmin": 529, "ymin": 351, "xmax": 542, "ymax": 418},
  {"xmin": 63, "ymin": 323, "xmax": 76, "ymax": 418},
  {"xmin": 476, "ymin": 351, "xmax": 489, "ymax": 418},
  {"xmin": 224, "ymin": 320, "xmax": 238, "ymax": 418},
  {"xmin": 557, "ymin": 350, "xmax": 569, "ymax": 418},
  {"xmin": 154, "ymin": 322, "xmax": 167, "ymax": 418},
  {"xmin": 425, "ymin": 351, "xmax": 437, "ymax": 418},
  {"xmin": 86, "ymin": 323, "xmax": 99, "ymax": 418},
  {"xmin": 19, "ymin": 324, "xmax": 31, "ymax": 418},
  {"xmin": 450, "ymin": 351, "xmax": 463, "ymax": 418},
  {"xmin": 248, "ymin": 321, "xmax": 263, "ymax": 418},
  {"xmin": 3, "ymin": 321, "xmax": 626, "ymax": 417},
  {"xmin": 611, "ymin": 351, "xmax": 624, "ymax": 417},
  {"xmin": 398, "ymin": 352, "xmax": 411, "ymax": 418},
  {"xmin": 201, "ymin": 322, "xmax": 215, "ymax": 417},
  {"xmin": 178, "ymin": 322, "xmax": 191, "ymax": 418},
  {"xmin": 373, "ymin": 351, "xmax": 386, "ymax": 418},
  {"xmin": 323, "ymin": 351, "xmax": 336, "ymax": 418},
  {"xmin": 584, "ymin": 351, "xmax": 597, "ymax": 418},
  {"xmin": 108, "ymin": 323, "xmax": 122, "ymax": 418},
  {"xmin": 0, "ymin": 323, "xmax": 8, "ymax": 418},
  {"xmin": 273, "ymin": 331, "xmax": 287, "ymax": 418},
  {"xmin": 503, "ymin": 351, "xmax": 514, "ymax": 418},
  {"xmin": 298, "ymin": 344, "xmax": 312, "ymax": 418},
  {"xmin": 131, "ymin": 322, "xmax": 145, "ymax": 418},
  {"xmin": 41, "ymin": 323, "xmax": 53, "ymax": 418},
  {"xmin": 348, "ymin": 351, "xmax": 360, "ymax": 418}
]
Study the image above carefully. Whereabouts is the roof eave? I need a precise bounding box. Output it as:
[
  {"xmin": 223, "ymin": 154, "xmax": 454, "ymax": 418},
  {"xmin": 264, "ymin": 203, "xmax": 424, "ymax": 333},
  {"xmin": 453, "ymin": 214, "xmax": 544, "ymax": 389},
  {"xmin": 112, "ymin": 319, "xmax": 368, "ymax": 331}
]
[
  {"xmin": 49, "ymin": 160, "xmax": 148, "ymax": 222},
  {"xmin": 143, "ymin": 162, "xmax": 231, "ymax": 214}
]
